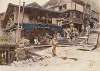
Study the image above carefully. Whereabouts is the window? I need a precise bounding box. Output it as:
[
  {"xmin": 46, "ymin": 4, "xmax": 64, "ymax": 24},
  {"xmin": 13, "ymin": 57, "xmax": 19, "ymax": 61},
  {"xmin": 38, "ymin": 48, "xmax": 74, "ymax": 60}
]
[
  {"xmin": 67, "ymin": 3, "xmax": 71, "ymax": 10},
  {"xmin": 29, "ymin": 16, "xmax": 33, "ymax": 20},
  {"xmin": 55, "ymin": 7, "xmax": 59, "ymax": 11},
  {"xmin": 59, "ymin": 6, "xmax": 62, "ymax": 11},
  {"xmin": 71, "ymin": 3, "xmax": 75, "ymax": 10},
  {"xmin": 76, "ymin": 4, "xmax": 83, "ymax": 12},
  {"xmin": 65, "ymin": 12, "xmax": 70, "ymax": 18},
  {"xmin": 63, "ymin": 4, "xmax": 66, "ymax": 9}
]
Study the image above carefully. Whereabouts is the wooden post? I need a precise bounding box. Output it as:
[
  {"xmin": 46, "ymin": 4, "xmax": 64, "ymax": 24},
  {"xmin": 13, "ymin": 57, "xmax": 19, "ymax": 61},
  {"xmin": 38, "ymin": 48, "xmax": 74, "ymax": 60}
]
[
  {"xmin": 22, "ymin": 2, "xmax": 25, "ymax": 24},
  {"xmin": 75, "ymin": 3, "xmax": 76, "ymax": 10},
  {"xmin": 83, "ymin": 3, "xmax": 87, "ymax": 33},
  {"xmin": 96, "ymin": 33, "xmax": 100, "ymax": 48},
  {"xmin": 92, "ymin": 32, "xmax": 100, "ymax": 50}
]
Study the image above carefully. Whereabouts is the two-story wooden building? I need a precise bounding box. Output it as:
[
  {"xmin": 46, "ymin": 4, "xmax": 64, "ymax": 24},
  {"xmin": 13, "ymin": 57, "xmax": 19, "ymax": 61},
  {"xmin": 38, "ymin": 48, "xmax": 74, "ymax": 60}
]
[
  {"xmin": 44, "ymin": 0, "xmax": 99, "ymax": 34},
  {"xmin": 2, "ymin": 1, "xmax": 99, "ymax": 44},
  {"xmin": 2, "ymin": 3, "xmax": 63, "ymax": 44}
]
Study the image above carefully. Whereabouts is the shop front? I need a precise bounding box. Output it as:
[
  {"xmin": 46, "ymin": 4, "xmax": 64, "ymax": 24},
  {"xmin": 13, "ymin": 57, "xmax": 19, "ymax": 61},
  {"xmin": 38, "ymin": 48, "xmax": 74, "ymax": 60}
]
[{"xmin": 21, "ymin": 23, "xmax": 63, "ymax": 45}]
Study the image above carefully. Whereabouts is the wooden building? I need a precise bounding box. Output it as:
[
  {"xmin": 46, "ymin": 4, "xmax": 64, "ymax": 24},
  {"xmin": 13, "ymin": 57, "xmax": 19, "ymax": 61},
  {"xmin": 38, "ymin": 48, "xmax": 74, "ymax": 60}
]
[
  {"xmin": 2, "ymin": 3, "xmax": 63, "ymax": 44},
  {"xmin": 44, "ymin": 0, "xmax": 99, "ymax": 34},
  {"xmin": 2, "ymin": 1, "xmax": 99, "ymax": 43}
]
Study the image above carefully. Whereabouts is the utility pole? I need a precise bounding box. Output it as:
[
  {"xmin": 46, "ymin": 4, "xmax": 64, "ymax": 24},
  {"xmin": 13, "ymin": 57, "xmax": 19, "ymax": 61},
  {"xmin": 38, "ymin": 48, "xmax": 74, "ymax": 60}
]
[{"xmin": 16, "ymin": 0, "xmax": 21, "ymax": 44}]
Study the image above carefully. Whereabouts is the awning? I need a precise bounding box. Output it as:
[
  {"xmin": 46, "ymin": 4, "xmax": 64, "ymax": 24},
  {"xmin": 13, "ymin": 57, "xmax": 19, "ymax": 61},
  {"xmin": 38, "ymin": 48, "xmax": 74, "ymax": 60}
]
[
  {"xmin": 22, "ymin": 23, "xmax": 62, "ymax": 33},
  {"xmin": 5, "ymin": 23, "xmax": 63, "ymax": 33}
]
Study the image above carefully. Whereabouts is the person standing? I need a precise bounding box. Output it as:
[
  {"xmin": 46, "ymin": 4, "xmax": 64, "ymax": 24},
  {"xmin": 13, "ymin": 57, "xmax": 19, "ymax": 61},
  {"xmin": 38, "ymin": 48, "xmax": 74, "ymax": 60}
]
[{"xmin": 50, "ymin": 34, "xmax": 58, "ymax": 57}]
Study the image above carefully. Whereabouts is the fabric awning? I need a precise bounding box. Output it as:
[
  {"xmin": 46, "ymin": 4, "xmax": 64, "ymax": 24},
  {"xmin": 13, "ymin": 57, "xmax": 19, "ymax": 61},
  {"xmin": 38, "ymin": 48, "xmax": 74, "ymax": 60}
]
[
  {"xmin": 5, "ymin": 23, "xmax": 63, "ymax": 33},
  {"xmin": 22, "ymin": 23, "xmax": 62, "ymax": 33}
]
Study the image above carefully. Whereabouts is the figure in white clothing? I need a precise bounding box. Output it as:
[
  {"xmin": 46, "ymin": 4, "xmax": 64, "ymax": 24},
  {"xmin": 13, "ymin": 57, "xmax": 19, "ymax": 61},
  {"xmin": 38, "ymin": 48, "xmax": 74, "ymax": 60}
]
[{"xmin": 34, "ymin": 37, "xmax": 40, "ymax": 45}]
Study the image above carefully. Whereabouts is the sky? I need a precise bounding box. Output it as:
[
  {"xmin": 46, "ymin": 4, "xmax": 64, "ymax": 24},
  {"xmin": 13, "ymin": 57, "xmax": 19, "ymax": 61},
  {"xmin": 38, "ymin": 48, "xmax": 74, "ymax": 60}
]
[
  {"xmin": 0, "ymin": 0, "xmax": 100, "ymax": 13},
  {"xmin": 0, "ymin": 0, "xmax": 49, "ymax": 13}
]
